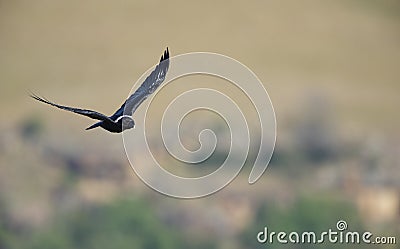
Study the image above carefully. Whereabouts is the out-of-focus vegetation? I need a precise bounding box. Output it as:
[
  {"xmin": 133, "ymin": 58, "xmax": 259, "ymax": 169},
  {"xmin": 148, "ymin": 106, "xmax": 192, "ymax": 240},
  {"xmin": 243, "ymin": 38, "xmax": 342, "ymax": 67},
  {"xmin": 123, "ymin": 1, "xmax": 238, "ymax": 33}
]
[
  {"xmin": 0, "ymin": 0, "xmax": 399, "ymax": 248},
  {"xmin": 0, "ymin": 197, "xmax": 216, "ymax": 249}
]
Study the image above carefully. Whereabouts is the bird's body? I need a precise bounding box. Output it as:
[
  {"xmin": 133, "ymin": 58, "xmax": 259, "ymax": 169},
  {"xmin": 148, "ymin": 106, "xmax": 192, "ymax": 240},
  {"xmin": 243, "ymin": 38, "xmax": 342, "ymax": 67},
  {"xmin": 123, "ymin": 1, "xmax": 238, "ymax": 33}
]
[
  {"xmin": 31, "ymin": 48, "xmax": 170, "ymax": 133},
  {"xmin": 84, "ymin": 117, "xmax": 129, "ymax": 133}
]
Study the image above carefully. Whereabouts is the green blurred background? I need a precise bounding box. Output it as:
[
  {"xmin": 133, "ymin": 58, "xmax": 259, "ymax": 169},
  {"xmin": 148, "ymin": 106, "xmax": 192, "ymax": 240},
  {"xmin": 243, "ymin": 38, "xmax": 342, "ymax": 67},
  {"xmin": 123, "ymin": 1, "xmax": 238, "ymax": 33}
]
[{"xmin": 0, "ymin": 0, "xmax": 399, "ymax": 248}]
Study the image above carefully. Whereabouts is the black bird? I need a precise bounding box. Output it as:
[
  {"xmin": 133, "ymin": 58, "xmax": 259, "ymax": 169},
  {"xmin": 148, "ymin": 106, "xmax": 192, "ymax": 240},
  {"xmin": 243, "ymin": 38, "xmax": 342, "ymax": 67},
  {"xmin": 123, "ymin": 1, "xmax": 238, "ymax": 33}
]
[{"xmin": 31, "ymin": 48, "xmax": 170, "ymax": 133}]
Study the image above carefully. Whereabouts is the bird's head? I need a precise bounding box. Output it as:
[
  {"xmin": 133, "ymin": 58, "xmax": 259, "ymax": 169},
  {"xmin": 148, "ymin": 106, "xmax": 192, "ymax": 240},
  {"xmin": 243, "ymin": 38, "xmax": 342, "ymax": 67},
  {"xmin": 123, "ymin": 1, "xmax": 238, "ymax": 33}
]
[{"xmin": 117, "ymin": 115, "xmax": 135, "ymax": 131}]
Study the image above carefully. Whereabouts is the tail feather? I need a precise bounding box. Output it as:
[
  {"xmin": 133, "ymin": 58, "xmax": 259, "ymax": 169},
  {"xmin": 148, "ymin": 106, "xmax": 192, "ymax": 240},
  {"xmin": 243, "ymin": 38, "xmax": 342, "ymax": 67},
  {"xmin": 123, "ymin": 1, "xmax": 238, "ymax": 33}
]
[{"xmin": 86, "ymin": 122, "xmax": 101, "ymax": 130}]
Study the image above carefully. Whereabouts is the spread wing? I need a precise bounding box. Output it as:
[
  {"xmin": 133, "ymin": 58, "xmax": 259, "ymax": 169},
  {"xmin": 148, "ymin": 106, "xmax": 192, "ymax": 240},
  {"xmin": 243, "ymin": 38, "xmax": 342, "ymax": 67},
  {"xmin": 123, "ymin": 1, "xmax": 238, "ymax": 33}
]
[
  {"xmin": 30, "ymin": 93, "xmax": 112, "ymax": 122},
  {"xmin": 110, "ymin": 48, "xmax": 170, "ymax": 120}
]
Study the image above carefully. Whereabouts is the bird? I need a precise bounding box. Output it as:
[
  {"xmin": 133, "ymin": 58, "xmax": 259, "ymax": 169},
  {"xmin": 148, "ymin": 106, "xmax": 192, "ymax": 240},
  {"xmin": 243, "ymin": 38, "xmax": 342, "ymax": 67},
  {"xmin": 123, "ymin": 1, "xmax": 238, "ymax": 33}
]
[{"xmin": 31, "ymin": 47, "xmax": 170, "ymax": 133}]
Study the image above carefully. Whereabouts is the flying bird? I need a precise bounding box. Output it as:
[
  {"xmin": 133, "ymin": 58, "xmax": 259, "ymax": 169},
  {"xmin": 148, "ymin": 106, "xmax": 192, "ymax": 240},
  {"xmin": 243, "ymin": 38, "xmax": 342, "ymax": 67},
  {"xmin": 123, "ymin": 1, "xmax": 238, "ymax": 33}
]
[{"xmin": 31, "ymin": 48, "xmax": 170, "ymax": 133}]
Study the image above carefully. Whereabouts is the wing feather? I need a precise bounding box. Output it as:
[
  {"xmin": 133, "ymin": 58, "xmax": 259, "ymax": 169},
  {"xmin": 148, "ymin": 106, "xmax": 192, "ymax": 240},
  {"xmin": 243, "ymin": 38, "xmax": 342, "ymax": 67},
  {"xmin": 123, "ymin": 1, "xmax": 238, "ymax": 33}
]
[
  {"xmin": 30, "ymin": 93, "xmax": 112, "ymax": 122},
  {"xmin": 110, "ymin": 48, "xmax": 170, "ymax": 120}
]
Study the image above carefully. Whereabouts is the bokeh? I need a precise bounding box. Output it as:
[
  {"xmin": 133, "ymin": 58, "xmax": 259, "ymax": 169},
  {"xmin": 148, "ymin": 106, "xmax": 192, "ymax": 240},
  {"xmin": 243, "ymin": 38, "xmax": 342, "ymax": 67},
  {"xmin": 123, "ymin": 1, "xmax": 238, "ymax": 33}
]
[{"xmin": 0, "ymin": 1, "xmax": 399, "ymax": 248}]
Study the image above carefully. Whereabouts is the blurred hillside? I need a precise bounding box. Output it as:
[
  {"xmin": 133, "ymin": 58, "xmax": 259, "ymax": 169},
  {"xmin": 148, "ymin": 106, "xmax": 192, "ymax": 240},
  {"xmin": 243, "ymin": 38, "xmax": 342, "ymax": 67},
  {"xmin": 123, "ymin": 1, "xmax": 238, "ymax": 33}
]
[{"xmin": 0, "ymin": 0, "xmax": 399, "ymax": 249}]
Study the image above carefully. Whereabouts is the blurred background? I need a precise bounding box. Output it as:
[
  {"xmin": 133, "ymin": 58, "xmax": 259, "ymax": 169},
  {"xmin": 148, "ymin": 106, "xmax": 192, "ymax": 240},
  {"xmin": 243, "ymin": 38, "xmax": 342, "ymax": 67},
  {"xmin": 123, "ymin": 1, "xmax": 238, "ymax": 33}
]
[{"xmin": 0, "ymin": 0, "xmax": 399, "ymax": 248}]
